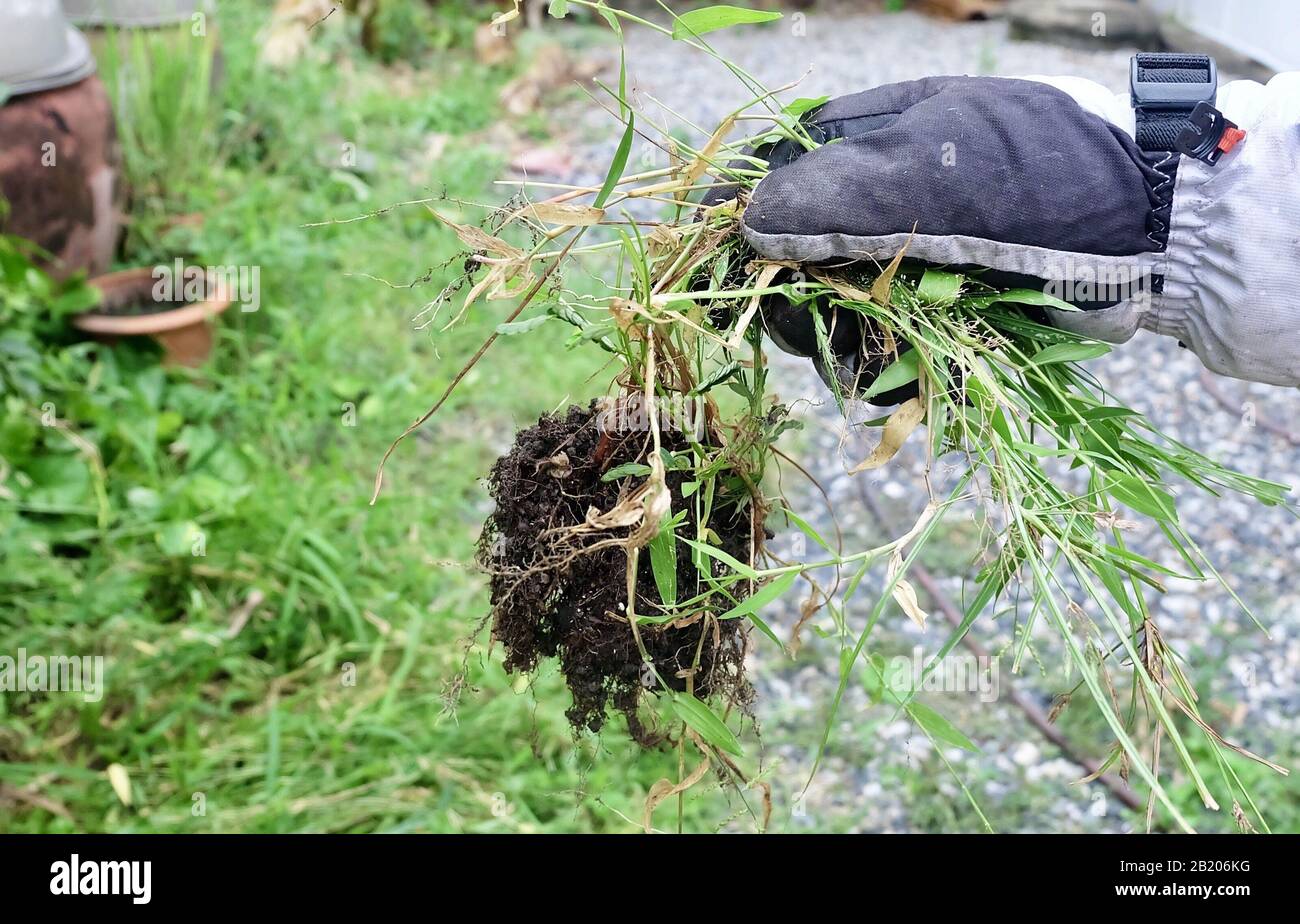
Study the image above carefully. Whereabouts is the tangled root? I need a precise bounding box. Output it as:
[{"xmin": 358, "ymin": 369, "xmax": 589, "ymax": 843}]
[{"xmin": 478, "ymin": 402, "xmax": 757, "ymax": 745}]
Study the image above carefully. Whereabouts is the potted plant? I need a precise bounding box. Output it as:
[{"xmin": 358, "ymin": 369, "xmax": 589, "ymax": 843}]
[{"xmin": 72, "ymin": 265, "xmax": 233, "ymax": 366}]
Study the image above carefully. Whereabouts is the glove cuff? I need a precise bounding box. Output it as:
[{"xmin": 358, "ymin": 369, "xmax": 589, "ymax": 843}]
[
  {"xmin": 1048, "ymin": 74, "xmax": 1300, "ymax": 388},
  {"xmin": 1141, "ymin": 75, "xmax": 1300, "ymax": 387}
]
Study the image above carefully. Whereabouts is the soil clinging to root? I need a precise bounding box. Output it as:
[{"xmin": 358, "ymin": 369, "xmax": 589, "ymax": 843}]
[{"xmin": 478, "ymin": 401, "xmax": 757, "ymax": 745}]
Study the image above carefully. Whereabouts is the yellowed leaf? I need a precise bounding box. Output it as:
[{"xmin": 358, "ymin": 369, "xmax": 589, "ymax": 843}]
[
  {"xmin": 810, "ymin": 268, "xmax": 874, "ymax": 303},
  {"xmin": 726, "ymin": 262, "xmax": 782, "ymax": 350},
  {"xmin": 752, "ymin": 780, "xmax": 773, "ymax": 833},
  {"xmin": 881, "ymin": 503, "xmax": 938, "ymax": 630},
  {"xmin": 527, "ymin": 202, "xmax": 606, "ymax": 227},
  {"xmin": 869, "ymin": 227, "xmax": 915, "ymax": 306},
  {"xmin": 427, "ymin": 208, "xmax": 521, "ymax": 258},
  {"xmin": 642, "ymin": 757, "xmax": 710, "ymax": 832},
  {"xmin": 608, "ymin": 297, "xmax": 639, "ymax": 333},
  {"xmin": 106, "ymin": 763, "xmax": 132, "ymax": 807},
  {"xmin": 625, "ymin": 179, "xmax": 686, "ymax": 198},
  {"xmin": 849, "ymin": 397, "xmax": 924, "ymax": 473},
  {"xmin": 648, "ymin": 223, "xmax": 684, "ymax": 255},
  {"xmin": 682, "ymin": 113, "xmax": 738, "ymax": 193},
  {"xmin": 641, "ymin": 469, "xmax": 671, "ymax": 532},
  {"xmin": 891, "ymin": 576, "xmax": 928, "ymax": 629},
  {"xmin": 584, "ymin": 495, "xmax": 646, "ymax": 530}
]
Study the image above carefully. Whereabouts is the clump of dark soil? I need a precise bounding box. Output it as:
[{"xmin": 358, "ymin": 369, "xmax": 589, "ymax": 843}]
[{"xmin": 478, "ymin": 401, "xmax": 758, "ymax": 745}]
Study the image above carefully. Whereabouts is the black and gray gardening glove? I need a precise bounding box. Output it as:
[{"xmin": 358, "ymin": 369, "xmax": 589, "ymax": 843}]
[{"xmin": 732, "ymin": 62, "xmax": 1300, "ymax": 396}]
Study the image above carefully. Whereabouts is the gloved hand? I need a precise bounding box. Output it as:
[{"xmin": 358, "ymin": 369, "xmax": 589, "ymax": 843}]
[{"xmin": 735, "ymin": 65, "xmax": 1300, "ymax": 396}]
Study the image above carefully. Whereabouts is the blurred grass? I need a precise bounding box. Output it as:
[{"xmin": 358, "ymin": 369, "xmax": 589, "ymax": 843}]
[{"xmin": 0, "ymin": 0, "xmax": 736, "ymax": 833}]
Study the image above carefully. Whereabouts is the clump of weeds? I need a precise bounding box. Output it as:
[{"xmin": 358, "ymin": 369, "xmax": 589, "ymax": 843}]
[{"xmin": 369, "ymin": 2, "xmax": 1295, "ymax": 833}]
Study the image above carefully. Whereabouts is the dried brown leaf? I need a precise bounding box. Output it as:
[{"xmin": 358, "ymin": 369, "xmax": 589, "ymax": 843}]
[
  {"xmin": 848, "ymin": 397, "xmax": 924, "ymax": 473},
  {"xmin": 891, "ymin": 576, "xmax": 928, "ymax": 630},
  {"xmin": 726, "ymin": 262, "xmax": 782, "ymax": 350},
  {"xmin": 527, "ymin": 201, "xmax": 606, "ymax": 227},
  {"xmin": 682, "ymin": 113, "xmax": 738, "ymax": 193},
  {"xmin": 869, "ymin": 228, "xmax": 915, "ymax": 306},
  {"xmin": 642, "ymin": 757, "xmax": 710, "ymax": 833}
]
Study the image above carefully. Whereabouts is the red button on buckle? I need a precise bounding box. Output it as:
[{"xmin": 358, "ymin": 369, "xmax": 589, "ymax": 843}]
[{"xmin": 1217, "ymin": 126, "xmax": 1246, "ymax": 154}]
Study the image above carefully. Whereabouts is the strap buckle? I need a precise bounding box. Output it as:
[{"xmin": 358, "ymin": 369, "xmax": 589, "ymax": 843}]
[
  {"xmin": 1129, "ymin": 54, "xmax": 1217, "ymax": 111},
  {"xmin": 1129, "ymin": 53, "xmax": 1242, "ymax": 164},
  {"xmin": 1175, "ymin": 100, "xmax": 1244, "ymax": 165}
]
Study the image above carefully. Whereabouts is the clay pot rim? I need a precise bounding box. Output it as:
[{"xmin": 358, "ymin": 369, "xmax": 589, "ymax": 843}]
[{"xmin": 73, "ymin": 266, "xmax": 234, "ymax": 335}]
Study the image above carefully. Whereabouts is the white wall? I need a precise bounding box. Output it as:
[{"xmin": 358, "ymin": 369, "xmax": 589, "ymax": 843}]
[{"xmin": 1145, "ymin": 0, "xmax": 1300, "ymax": 72}]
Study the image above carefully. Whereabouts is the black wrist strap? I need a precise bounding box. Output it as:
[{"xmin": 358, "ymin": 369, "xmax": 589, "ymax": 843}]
[{"xmin": 1130, "ymin": 53, "xmax": 1240, "ymax": 165}]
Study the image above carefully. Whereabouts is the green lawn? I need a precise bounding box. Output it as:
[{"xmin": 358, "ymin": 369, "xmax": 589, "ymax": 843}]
[{"xmin": 1, "ymin": 0, "xmax": 732, "ymax": 833}]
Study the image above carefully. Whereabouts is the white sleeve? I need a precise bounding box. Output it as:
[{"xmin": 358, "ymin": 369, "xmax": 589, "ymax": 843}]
[
  {"xmin": 1031, "ymin": 73, "xmax": 1300, "ymax": 388},
  {"xmin": 1146, "ymin": 74, "xmax": 1300, "ymax": 387}
]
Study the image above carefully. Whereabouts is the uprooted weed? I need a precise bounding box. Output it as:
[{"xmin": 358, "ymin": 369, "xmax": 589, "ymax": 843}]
[
  {"xmin": 378, "ymin": 2, "xmax": 1297, "ymax": 832},
  {"xmin": 478, "ymin": 402, "xmax": 757, "ymax": 745}
]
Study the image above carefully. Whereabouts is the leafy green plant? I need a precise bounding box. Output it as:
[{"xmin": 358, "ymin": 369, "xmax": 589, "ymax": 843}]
[
  {"xmin": 0, "ymin": 229, "xmax": 99, "ymax": 402},
  {"xmin": 366, "ymin": 0, "xmax": 439, "ymax": 64},
  {"xmin": 0, "ymin": 225, "xmax": 227, "ymax": 543},
  {"xmin": 96, "ymin": 24, "xmax": 220, "ymax": 256}
]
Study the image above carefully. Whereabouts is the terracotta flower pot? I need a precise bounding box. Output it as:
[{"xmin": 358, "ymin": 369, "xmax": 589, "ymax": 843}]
[
  {"xmin": 0, "ymin": 75, "xmax": 126, "ymax": 280},
  {"xmin": 73, "ymin": 266, "xmax": 232, "ymax": 366},
  {"xmin": 0, "ymin": 4, "xmax": 122, "ymax": 279}
]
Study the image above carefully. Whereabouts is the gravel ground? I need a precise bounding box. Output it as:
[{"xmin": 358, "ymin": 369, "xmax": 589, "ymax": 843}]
[{"xmin": 548, "ymin": 5, "xmax": 1300, "ymax": 832}]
